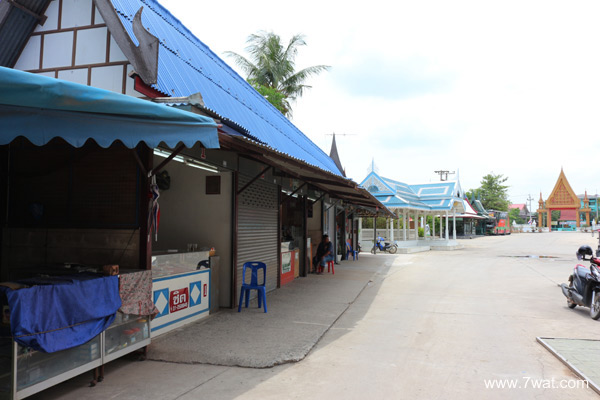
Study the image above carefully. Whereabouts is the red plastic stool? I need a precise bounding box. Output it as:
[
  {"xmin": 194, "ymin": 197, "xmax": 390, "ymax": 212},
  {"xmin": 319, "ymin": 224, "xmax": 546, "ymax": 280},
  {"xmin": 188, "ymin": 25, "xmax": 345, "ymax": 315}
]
[{"xmin": 327, "ymin": 260, "xmax": 335, "ymax": 275}]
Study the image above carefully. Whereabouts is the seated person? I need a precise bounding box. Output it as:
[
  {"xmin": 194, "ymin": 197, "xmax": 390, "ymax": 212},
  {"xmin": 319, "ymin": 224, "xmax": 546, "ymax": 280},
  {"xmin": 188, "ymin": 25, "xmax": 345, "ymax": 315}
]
[{"xmin": 316, "ymin": 234, "xmax": 334, "ymax": 274}]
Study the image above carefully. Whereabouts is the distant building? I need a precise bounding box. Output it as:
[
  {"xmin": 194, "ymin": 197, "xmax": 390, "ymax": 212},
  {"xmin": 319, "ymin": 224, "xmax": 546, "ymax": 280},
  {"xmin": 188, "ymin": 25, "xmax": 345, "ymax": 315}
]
[
  {"xmin": 577, "ymin": 194, "xmax": 599, "ymax": 223},
  {"xmin": 509, "ymin": 203, "xmax": 530, "ymax": 221}
]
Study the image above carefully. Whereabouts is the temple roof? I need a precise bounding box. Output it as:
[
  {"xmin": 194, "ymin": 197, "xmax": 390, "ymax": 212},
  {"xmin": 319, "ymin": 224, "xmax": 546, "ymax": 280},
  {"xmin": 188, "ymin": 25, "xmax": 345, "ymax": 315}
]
[{"xmin": 359, "ymin": 169, "xmax": 465, "ymax": 213}]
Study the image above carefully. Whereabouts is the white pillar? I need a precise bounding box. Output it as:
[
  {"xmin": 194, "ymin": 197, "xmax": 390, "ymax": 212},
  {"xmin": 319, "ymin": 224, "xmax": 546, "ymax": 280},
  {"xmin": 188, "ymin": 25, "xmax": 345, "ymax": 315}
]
[
  {"xmin": 453, "ymin": 209, "xmax": 456, "ymax": 240},
  {"xmin": 403, "ymin": 211, "xmax": 407, "ymax": 241},
  {"xmin": 415, "ymin": 212, "xmax": 419, "ymax": 241},
  {"xmin": 390, "ymin": 217, "xmax": 394, "ymax": 243},
  {"xmin": 432, "ymin": 215, "xmax": 436, "ymax": 239},
  {"xmin": 358, "ymin": 217, "xmax": 362, "ymax": 243},
  {"xmin": 373, "ymin": 217, "xmax": 377, "ymax": 245},
  {"xmin": 440, "ymin": 214, "xmax": 443, "ymax": 238},
  {"xmin": 445, "ymin": 210, "xmax": 449, "ymax": 241},
  {"xmin": 386, "ymin": 218, "xmax": 389, "ymax": 241}
]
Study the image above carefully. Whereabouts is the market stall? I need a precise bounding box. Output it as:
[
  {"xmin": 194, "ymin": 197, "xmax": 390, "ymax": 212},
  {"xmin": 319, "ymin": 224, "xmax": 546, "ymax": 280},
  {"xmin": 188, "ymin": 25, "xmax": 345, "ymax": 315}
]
[{"xmin": 0, "ymin": 68, "xmax": 219, "ymax": 398}]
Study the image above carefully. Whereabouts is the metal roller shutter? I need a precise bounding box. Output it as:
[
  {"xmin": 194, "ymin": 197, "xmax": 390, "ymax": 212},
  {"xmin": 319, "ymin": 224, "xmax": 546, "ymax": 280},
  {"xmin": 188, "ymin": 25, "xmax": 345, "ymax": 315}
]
[{"xmin": 236, "ymin": 174, "xmax": 278, "ymax": 303}]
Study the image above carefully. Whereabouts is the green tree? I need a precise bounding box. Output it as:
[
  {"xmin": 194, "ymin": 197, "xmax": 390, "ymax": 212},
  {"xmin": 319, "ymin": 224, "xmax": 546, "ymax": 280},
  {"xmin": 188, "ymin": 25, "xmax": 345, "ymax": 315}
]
[
  {"xmin": 362, "ymin": 217, "xmax": 391, "ymax": 229},
  {"xmin": 472, "ymin": 173, "xmax": 511, "ymax": 211},
  {"xmin": 509, "ymin": 208, "xmax": 525, "ymax": 224},
  {"xmin": 552, "ymin": 210, "xmax": 561, "ymax": 221},
  {"xmin": 225, "ymin": 31, "xmax": 330, "ymax": 116}
]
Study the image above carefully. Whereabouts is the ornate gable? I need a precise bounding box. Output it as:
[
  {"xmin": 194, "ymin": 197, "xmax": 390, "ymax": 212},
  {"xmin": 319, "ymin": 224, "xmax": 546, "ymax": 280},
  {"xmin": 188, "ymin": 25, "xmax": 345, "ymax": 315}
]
[
  {"xmin": 546, "ymin": 169, "xmax": 580, "ymax": 209},
  {"xmin": 360, "ymin": 172, "xmax": 393, "ymax": 195}
]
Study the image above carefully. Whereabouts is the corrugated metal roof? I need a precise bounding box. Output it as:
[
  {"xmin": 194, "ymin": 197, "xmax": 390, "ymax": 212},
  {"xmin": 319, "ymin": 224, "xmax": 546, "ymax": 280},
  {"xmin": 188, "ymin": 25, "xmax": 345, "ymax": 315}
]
[
  {"xmin": 109, "ymin": 0, "xmax": 343, "ymax": 176},
  {"xmin": 0, "ymin": 0, "xmax": 51, "ymax": 67}
]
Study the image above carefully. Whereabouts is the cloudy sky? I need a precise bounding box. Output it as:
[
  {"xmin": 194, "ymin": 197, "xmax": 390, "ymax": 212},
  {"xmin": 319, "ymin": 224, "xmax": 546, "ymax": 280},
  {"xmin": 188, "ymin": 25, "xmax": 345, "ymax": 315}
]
[{"xmin": 161, "ymin": 0, "xmax": 600, "ymax": 207}]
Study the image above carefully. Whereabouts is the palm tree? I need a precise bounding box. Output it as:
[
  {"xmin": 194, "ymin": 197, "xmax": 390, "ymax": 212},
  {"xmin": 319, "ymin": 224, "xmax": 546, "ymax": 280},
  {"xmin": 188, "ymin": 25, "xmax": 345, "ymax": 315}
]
[{"xmin": 225, "ymin": 31, "xmax": 330, "ymax": 116}]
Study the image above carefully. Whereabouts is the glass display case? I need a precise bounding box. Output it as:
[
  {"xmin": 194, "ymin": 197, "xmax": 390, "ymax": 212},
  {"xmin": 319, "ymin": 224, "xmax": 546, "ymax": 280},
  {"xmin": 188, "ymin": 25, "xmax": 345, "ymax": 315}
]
[
  {"xmin": 104, "ymin": 313, "xmax": 150, "ymax": 363},
  {"xmin": 0, "ymin": 313, "xmax": 150, "ymax": 399}
]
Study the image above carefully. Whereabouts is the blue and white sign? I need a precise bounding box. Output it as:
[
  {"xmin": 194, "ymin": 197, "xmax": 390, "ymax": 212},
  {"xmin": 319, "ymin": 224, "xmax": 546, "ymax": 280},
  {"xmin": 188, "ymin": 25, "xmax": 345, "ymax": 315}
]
[{"xmin": 151, "ymin": 270, "xmax": 210, "ymax": 337}]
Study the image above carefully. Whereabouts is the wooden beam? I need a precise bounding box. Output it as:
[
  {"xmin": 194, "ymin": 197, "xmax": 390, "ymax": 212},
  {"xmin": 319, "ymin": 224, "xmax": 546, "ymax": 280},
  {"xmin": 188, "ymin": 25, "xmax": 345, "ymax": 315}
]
[
  {"xmin": 280, "ymin": 182, "xmax": 307, "ymax": 205},
  {"xmin": 237, "ymin": 165, "xmax": 271, "ymax": 195},
  {"xmin": 149, "ymin": 144, "xmax": 185, "ymax": 177}
]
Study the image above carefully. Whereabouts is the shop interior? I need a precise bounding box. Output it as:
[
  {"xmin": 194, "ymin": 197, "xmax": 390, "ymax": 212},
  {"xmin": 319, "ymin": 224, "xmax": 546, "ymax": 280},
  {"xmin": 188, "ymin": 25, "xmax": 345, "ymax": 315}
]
[
  {"xmin": 151, "ymin": 146, "xmax": 233, "ymax": 308},
  {"xmin": 281, "ymin": 194, "xmax": 305, "ymax": 277}
]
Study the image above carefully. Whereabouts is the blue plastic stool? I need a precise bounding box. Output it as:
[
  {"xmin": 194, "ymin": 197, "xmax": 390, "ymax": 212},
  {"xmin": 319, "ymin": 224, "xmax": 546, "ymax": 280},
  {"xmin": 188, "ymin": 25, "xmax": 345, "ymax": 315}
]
[{"xmin": 238, "ymin": 261, "xmax": 267, "ymax": 313}]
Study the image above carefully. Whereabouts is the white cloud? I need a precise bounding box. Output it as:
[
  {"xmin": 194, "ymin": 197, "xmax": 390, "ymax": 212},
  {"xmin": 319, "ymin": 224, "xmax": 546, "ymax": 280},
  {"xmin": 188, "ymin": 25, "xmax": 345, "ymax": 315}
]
[{"xmin": 159, "ymin": 0, "xmax": 600, "ymax": 203}]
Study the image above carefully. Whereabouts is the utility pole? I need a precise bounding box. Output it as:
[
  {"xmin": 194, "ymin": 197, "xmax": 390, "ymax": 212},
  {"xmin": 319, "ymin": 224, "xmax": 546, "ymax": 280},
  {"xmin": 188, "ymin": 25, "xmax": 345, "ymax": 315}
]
[
  {"xmin": 434, "ymin": 170, "xmax": 455, "ymax": 181},
  {"xmin": 527, "ymin": 194, "xmax": 533, "ymax": 221}
]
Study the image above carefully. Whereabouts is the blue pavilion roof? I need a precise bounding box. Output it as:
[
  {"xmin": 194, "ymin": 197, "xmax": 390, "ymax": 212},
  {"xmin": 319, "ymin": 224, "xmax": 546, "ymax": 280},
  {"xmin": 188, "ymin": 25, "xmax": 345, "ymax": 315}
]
[
  {"xmin": 359, "ymin": 171, "xmax": 465, "ymax": 213},
  {"xmin": 110, "ymin": 0, "xmax": 343, "ymax": 177}
]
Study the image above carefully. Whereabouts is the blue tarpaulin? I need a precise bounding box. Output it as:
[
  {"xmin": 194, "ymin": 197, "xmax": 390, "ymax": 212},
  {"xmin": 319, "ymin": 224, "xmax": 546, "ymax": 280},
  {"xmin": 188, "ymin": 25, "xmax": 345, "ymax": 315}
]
[
  {"xmin": 0, "ymin": 67, "xmax": 219, "ymax": 149},
  {"xmin": 0, "ymin": 274, "xmax": 121, "ymax": 353}
]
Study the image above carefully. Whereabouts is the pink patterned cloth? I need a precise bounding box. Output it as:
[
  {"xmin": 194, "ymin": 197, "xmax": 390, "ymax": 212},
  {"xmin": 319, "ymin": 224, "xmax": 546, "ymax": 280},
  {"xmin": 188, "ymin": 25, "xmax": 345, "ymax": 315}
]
[{"xmin": 118, "ymin": 270, "xmax": 158, "ymax": 317}]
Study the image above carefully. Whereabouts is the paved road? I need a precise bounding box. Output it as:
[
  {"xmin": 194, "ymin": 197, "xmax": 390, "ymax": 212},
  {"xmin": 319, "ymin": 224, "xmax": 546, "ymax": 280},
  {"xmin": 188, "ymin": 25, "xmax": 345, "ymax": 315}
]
[{"xmin": 34, "ymin": 232, "xmax": 600, "ymax": 399}]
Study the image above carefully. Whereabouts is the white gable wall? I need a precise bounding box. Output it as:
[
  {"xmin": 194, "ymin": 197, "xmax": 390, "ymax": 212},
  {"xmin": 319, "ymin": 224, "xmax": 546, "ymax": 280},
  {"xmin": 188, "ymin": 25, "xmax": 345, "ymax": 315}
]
[
  {"xmin": 14, "ymin": 0, "xmax": 141, "ymax": 97},
  {"xmin": 61, "ymin": 0, "xmax": 93, "ymax": 28}
]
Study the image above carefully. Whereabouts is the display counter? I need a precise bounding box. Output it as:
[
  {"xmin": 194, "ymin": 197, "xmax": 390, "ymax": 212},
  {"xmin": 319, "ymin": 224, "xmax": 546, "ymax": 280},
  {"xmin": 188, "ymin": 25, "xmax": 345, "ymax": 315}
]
[
  {"xmin": 0, "ymin": 270, "xmax": 152, "ymax": 399},
  {"xmin": 151, "ymin": 250, "xmax": 212, "ymax": 337},
  {"xmin": 0, "ymin": 312, "xmax": 151, "ymax": 400}
]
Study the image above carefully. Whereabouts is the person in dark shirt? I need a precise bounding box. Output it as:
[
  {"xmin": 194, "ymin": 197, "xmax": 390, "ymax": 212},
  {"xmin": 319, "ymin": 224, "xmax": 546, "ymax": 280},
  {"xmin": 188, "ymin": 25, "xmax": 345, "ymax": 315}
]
[{"xmin": 315, "ymin": 234, "xmax": 334, "ymax": 274}]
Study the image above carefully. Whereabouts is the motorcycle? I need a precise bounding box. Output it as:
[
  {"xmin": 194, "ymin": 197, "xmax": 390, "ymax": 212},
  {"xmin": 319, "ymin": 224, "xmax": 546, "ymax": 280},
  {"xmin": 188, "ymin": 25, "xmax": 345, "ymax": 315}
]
[
  {"xmin": 561, "ymin": 244, "xmax": 600, "ymax": 319},
  {"xmin": 371, "ymin": 236, "xmax": 398, "ymax": 254}
]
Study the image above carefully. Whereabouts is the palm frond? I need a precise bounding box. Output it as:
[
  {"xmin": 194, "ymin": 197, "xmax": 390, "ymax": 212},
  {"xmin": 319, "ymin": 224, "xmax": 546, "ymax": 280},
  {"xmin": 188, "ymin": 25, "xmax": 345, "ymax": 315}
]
[
  {"xmin": 226, "ymin": 30, "xmax": 330, "ymax": 117},
  {"xmin": 223, "ymin": 51, "xmax": 259, "ymax": 79}
]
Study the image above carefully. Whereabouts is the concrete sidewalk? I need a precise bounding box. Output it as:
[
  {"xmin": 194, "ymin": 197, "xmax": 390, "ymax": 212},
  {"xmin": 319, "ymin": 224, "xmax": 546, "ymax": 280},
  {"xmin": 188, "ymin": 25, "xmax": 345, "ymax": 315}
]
[
  {"xmin": 538, "ymin": 337, "xmax": 600, "ymax": 395},
  {"xmin": 147, "ymin": 253, "xmax": 390, "ymax": 368},
  {"xmin": 29, "ymin": 252, "xmax": 397, "ymax": 399}
]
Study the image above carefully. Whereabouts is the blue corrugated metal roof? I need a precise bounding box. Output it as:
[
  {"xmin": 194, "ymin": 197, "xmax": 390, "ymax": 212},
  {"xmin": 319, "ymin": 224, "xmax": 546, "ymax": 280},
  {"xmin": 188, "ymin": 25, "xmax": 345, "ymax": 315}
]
[{"xmin": 110, "ymin": 0, "xmax": 343, "ymax": 176}]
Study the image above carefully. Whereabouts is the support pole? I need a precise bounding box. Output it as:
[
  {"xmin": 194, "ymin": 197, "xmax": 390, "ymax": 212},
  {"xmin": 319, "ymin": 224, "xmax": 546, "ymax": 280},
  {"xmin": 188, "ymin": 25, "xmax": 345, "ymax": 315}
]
[
  {"xmin": 358, "ymin": 217, "xmax": 362, "ymax": 246},
  {"xmin": 453, "ymin": 209, "xmax": 456, "ymax": 240},
  {"xmin": 387, "ymin": 218, "xmax": 390, "ymax": 242},
  {"xmin": 414, "ymin": 212, "xmax": 418, "ymax": 241},
  {"xmin": 445, "ymin": 211, "xmax": 449, "ymax": 241},
  {"xmin": 403, "ymin": 211, "xmax": 407, "ymax": 241},
  {"xmin": 373, "ymin": 217, "xmax": 377, "ymax": 249}
]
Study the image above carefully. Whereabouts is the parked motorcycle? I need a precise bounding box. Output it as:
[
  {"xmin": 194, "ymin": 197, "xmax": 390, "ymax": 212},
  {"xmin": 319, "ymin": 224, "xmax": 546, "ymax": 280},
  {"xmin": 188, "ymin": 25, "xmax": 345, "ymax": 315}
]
[
  {"xmin": 371, "ymin": 236, "xmax": 398, "ymax": 254},
  {"xmin": 561, "ymin": 245, "xmax": 600, "ymax": 319}
]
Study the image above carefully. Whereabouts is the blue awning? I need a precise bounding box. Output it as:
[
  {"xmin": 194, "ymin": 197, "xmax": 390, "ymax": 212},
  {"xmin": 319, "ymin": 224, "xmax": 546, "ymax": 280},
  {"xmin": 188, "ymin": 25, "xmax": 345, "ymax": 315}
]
[{"xmin": 0, "ymin": 67, "xmax": 219, "ymax": 149}]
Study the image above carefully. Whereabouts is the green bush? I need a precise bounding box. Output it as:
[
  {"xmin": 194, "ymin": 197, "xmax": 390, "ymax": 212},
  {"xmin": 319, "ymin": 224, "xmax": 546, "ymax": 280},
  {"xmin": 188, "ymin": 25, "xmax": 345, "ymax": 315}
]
[{"xmin": 418, "ymin": 227, "xmax": 424, "ymax": 237}]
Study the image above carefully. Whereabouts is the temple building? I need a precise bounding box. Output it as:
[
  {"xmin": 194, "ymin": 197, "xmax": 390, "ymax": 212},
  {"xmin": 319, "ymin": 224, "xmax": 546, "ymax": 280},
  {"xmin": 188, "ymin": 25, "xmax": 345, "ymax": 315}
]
[{"xmin": 537, "ymin": 169, "xmax": 592, "ymax": 230}]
